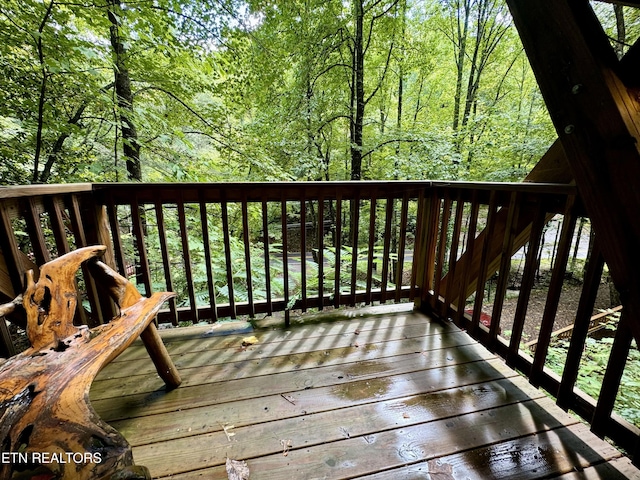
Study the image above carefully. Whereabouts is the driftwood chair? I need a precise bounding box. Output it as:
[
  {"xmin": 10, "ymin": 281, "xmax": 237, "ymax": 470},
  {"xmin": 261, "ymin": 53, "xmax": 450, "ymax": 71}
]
[{"xmin": 0, "ymin": 245, "xmax": 181, "ymax": 479}]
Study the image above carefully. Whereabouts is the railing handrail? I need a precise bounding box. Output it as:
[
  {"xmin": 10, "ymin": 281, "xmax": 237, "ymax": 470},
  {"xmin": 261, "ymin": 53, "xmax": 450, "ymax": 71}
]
[
  {"xmin": 0, "ymin": 183, "xmax": 94, "ymax": 199},
  {"xmin": 0, "ymin": 179, "xmax": 576, "ymax": 199}
]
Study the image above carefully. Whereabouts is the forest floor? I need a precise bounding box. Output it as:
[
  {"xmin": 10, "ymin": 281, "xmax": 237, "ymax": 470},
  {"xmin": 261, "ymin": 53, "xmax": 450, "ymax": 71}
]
[{"xmin": 484, "ymin": 271, "xmax": 617, "ymax": 347}]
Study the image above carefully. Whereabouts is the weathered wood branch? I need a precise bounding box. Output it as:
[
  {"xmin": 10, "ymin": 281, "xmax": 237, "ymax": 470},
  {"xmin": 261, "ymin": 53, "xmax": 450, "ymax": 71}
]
[{"xmin": 0, "ymin": 245, "xmax": 180, "ymax": 479}]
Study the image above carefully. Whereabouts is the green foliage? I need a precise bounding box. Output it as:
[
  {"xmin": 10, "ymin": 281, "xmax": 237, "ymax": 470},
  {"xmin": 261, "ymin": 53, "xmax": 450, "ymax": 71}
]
[
  {"xmin": 544, "ymin": 316, "xmax": 640, "ymax": 429},
  {"xmin": 0, "ymin": 0, "xmax": 563, "ymax": 184}
]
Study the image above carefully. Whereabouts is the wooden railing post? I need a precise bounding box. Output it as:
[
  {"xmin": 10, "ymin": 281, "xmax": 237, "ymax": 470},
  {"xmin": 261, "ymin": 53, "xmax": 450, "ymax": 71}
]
[
  {"xmin": 557, "ymin": 241, "xmax": 604, "ymax": 412},
  {"xmin": 591, "ymin": 312, "xmax": 633, "ymax": 439},
  {"xmin": 530, "ymin": 196, "xmax": 578, "ymax": 387}
]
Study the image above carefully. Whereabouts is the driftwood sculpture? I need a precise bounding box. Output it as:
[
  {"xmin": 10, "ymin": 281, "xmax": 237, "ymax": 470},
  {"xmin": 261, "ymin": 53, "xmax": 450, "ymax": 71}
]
[{"xmin": 0, "ymin": 245, "xmax": 181, "ymax": 479}]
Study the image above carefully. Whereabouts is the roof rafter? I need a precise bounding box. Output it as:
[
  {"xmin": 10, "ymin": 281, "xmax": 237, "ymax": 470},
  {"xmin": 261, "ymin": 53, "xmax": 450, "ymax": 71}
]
[{"xmin": 507, "ymin": 0, "xmax": 640, "ymax": 344}]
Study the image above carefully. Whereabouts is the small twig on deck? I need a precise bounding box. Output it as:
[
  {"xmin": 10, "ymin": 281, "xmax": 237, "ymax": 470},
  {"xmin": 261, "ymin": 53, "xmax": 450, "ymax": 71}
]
[
  {"xmin": 221, "ymin": 423, "xmax": 236, "ymax": 442},
  {"xmin": 281, "ymin": 394, "xmax": 296, "ymax": 405},
  {"xmin": 280, "ymin": 439, "xmax": 292, "ymax": 456}
]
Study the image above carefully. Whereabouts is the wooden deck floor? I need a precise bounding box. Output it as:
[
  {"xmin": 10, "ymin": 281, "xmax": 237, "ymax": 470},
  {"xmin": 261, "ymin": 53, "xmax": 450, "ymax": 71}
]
[{"xmin": 90, "ymin": 305, "xmax": 640, "ymax": 479}]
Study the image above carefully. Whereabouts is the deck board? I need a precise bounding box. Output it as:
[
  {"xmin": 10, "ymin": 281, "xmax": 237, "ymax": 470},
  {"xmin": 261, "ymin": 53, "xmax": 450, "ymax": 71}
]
[{"xmin": 91, "ymin": 305, "xmax": 640, "ymax": 479}]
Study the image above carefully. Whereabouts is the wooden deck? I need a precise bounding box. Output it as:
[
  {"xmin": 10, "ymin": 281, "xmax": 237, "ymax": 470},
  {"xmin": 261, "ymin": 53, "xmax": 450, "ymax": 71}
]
[{"xmin": 90, "ymin": 305, "xmax": 640, "ymax": 479}]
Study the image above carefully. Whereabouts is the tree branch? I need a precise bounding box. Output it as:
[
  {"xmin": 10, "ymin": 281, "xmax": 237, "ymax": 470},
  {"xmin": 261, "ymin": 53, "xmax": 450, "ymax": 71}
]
[{"xmin": 361, "ymin": 137, "xmax": 420, "ymax": 159}]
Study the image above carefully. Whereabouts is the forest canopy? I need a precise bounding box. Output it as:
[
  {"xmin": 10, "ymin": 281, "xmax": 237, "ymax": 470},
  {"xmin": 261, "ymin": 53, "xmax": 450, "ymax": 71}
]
[{"xmin": 0, "ymin": 0, "xmax": 636, "ymax": 185}]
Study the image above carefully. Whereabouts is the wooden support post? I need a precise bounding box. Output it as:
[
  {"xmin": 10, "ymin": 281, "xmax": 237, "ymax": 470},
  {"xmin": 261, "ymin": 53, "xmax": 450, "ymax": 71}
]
[{"xmin": 139, "ymin": 322, "xmax": 181, "ymax": 390}]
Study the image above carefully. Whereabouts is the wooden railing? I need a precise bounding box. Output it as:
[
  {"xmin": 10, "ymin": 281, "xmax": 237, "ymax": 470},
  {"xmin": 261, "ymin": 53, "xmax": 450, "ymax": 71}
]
[
  {"xmin": 417, "ymin": 181, "xmax": 639, "ymax": 458},
  {"xmin": 91, "ymin": 182, "xmax": 426, "ymax": 325},
  {"xmin": 0, "ymin": 180, "xmax": 638, "ymax": 460}
]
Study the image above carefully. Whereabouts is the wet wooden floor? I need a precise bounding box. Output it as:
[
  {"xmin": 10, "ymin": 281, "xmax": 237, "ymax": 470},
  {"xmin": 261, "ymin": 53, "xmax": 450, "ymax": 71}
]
[{"xmin": 90, "ymin": 304, "xmax": 640, "ymax": 479}]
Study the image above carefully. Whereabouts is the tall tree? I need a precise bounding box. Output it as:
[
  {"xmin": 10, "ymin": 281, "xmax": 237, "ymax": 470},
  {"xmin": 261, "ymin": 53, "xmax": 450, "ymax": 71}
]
[
  {"xmin": 347, "ymin": 0, "xmax": 398, "ymax": 180},
  {"xmin": 107, "ymin": 0, "xmax": 141, "ymax": 181},
  {"xmin": 443, "ymin": 0, "xmax": 510, "ymax": 171}
]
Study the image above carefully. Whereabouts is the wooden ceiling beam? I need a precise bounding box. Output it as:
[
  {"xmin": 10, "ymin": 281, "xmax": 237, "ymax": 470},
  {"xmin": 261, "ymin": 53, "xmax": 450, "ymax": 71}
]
[{"xmin": 507, "ymin": 0, "xmax": 640, "ymax": 343}]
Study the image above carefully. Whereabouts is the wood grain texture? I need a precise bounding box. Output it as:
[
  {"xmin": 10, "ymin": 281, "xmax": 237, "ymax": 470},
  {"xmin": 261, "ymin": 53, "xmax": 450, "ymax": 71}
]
[
  {"xmin": 89, "ymin": 307, "xmax": 638, "ymax": 479},
  {"xmin": 0, "ymin": 246, "xmax": 179, "ymax": 479}
]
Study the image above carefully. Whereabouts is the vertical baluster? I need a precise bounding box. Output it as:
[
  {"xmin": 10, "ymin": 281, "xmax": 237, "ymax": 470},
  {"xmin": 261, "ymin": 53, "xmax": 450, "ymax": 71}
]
[
  {"xmin": 68, "ymin": 195, "xmax": 103, "ymax": 326},
  {"xmin": 130, "ymin": 196, "xmax": 152, "ymax": 297},
  {"xmin": 414, "ymin": 189, "xmax": 437, "ymax": 303},
  {"xmin": 317, "ymin": 196, "xmax": 324, "ymax": 310},
  {"xmin": 489, "ymin": 191, "xmax": 520, "ymax": 346},
  {"xmin": 365, "ymin": 194, "xmax": 378, "ymax": 305},
  {"xmin": 241, "ymin": 196, "xmax": 254, "ymax": 318},
  {"xmin": 350, "ymin": 195, "xmax": 360, "ymax": 306},
  {"xmin": 199, "ymin": 194, "xmax": 217, "ymax": 323},
  {"xmin": 156, "ymin": 199, "xmax": 179, "ymax": 325},
  {"xmin": 81, "ymin": 194, "xmax": 116, "ymax": 267},
  {"xmin": 300, "ymin": 197, "xmax": 307, "ymax": 312},
  {"xmin": 262, "ymin": 199, "xmax": 273, "ymax": 316},
  {"xmin": 334, "ymin": 196, "xmax": 343, "ymax": 308},
  {"xmin": 470, "ymin": 191, "xmax": 498, "ymax": 338},
  {"xmin": 395, "ymin": 192, "xmax": 409, "ymax": 303},
  {"xmin": 105, "ymin": 193, "xmax": 127, "ymax": 276},
  {"xmin": 432, "ymin": 192, "xmax": 452, "ymax": 310},
  {"xmin": 77, "ymin": 193, "xmax": 118, "ymax": 322},
  {"xmin": 530, "ymin": 195, "xmax": 578, "ymax": 387},
  {"xmin": 68, "ymin": 195, "xmax": 88, "ymax": 247},
  {"xmin": 280, "ymin": 197, "xmax": 290, "ymax": 325},
  {"xmin": 506, "ymin": 206, "xmax": 547, "ymax": 367},
  {"xmin": 24, "ymin": 197, "xmax": 50, "ymax": 265},
  {"xmin": 47, "ymin": 197, "xmax": 70, "ymax": 255},
  {"xmin": 443, "ymin": 193, "xmax": 464, "ymax": 318},
  {"xmin": 591, "ymin": 311, "xmax": 633, "ymax": 439},
  {"xmin": 0, "ymin": 202, "xmax": 25, "ymax": 356},
  {"xmin": 380, "ymin": 197, "xmax": 394, "ymax": 304},
  {"xmin": 221, "ymin": 200, "xmax": 235, "ymax": 319},
  {"xmin": 557, "ymin": 240, "xmax": 604, "ymax": 411},
  {"xmin": 177, "ymin": 197, "xmax": 199, "ymax": 323},
  {"xmin": 455, "ymin": 192, "xmax": 479, "ymax": 328}
]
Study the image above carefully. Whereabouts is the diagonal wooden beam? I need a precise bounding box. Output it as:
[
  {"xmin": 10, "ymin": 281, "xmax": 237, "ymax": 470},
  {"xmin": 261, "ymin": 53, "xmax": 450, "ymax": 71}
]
[
  {"xmin": 439, "ymin": 138, "xmax": 572, "ymax": 304},
  {"xmin": 523, "ymin": 139, "xmax": 573, "ymax": 185},
  {"xmin": 507, "ymin": 0, "xmax": 640, "ymax": 343}
]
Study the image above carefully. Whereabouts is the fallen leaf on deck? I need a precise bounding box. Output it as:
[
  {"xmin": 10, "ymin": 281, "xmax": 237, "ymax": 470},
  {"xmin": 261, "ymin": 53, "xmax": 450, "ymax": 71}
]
[
  {"xmin": 427, "ymin": 459, "xmax": 454, "ymax": 480},
  {"xmin": 402, "ymin": 412, "xmax": 410, "ymax": 419},
  {"xmin": 226, "ymin": 458, "xmax": 250, "ymax": 480},
  {"xmin": 241, "ymin": 336, "xmax": 259, "ymax": 346}
]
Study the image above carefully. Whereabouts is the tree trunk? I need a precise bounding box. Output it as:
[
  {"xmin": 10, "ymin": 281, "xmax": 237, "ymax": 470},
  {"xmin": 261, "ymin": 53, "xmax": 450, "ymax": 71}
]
[
  {"xmin": 350, "ymin": 0, "xmax": 365, "ymax": 181},
  {"xmin": 452, "ymin": 0, "xmax": 471, "ymax": 137},
  {"xmin": 32, "ymin": 0, "xmax": 55, "ymax": 184},
  {"xmin": 614, "ymin": 5, "xmax": 625, "ymax": 60},
  {"xmin": 107, "ymin": 0, "xmax": 142, "ymax": 181}
]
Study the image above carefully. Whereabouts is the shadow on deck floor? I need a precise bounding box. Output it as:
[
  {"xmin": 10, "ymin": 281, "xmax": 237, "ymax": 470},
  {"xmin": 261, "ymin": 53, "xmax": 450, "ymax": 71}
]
[{"xmin": 91, "ymin": 304, "xmax": 640, "ymax": 479}]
